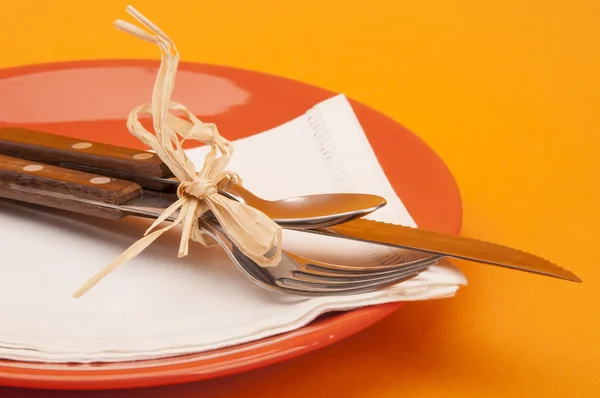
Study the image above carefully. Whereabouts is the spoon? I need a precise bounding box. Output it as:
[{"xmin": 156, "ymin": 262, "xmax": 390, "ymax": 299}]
[{"xmin": 216, "ymin": 180, "xmax": 386, "ymax": 229}]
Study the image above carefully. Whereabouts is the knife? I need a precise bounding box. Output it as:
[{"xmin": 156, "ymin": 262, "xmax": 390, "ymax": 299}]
[
  {"xmin": 0, "ymin": 127, "xmax": 581, "ymax": 283},
  {"xmin": 314, "ymin": 220, "xmax": 581, "ymax": 282}
]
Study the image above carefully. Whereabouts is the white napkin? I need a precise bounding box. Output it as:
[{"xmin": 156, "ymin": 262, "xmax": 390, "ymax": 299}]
[{"xmin": 0, "ymin": 94, "xmax": 466, "ymax": 363}]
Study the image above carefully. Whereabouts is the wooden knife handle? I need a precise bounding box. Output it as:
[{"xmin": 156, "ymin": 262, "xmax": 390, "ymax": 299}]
[
  {"xmin": 0, "ymin": 154, "xmax": 143, "ymax": 220},
  {"xmin": 0, "ymin": 127, "xmax": 171, "ymax": 178}
]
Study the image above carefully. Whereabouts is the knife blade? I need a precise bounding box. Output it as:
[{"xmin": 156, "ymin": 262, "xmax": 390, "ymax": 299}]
[{"xmin": 308, "ymin": 219, "xmax": 581, "ymax": 282}]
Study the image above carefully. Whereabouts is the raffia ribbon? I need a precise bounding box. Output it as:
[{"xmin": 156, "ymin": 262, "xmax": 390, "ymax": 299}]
[{"xmin": 73, "ymin": 6, "xmax": 282, "ymax": 298}]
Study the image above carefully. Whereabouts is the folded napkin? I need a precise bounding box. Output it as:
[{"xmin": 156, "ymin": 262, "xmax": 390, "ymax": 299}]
[{"xmin": 0, "ymin": 94, "xmax": 466, "ymax": 363}]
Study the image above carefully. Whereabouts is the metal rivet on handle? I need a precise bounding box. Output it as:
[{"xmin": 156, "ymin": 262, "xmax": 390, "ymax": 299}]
[
  {"xmin": 23, "ymin": 165, "xmax": 44, "ymax": 172},
  {"xmin": 133, "ymin": 153, "xmax": 154, "ymax": 160},
  {"xmin": 90, "ymin": 177, "xmax": 111, "ymax": 185},
  {"xmin": 72, "ymin": 142, "xmax": 93, "ymax": 149}
]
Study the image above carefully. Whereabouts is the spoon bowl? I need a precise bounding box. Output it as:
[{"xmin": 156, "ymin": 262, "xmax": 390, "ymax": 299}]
[{"xmin": 218, "ymin": 181, "xmax": 387, "ymax": 229}]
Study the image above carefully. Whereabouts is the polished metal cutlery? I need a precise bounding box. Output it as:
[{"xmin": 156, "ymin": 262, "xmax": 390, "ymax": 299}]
[
  {"xmin": 0, "ymin": 153, "xmax": 433, "ymax": 296},
  {"xmin": 143, "ymin": 165, "xmax": 581, "ymax": 283},
  {"xmin": 198, "ymin": 217, "xmax": 434, "ymax": 296},
  {"xmin": 0, "ymin": 127, "xmax": 581, "ymax": 284},
  {"xmin": 311, "ymin": 220, "xmax": 581, "ymax": 282}
]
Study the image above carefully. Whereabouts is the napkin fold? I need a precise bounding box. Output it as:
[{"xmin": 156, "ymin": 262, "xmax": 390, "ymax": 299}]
[{"xmin": 0, "ymin": 94, "xmax": 466, "ymax": 363}]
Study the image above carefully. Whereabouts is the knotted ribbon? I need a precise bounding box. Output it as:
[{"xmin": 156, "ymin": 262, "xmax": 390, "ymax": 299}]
[{"xmin": 74, "ymin": 6, "xmax": 282, "ymax": 298}]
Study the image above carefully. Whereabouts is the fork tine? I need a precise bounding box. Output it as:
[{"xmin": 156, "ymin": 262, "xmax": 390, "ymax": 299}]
[
  {"xmin": 276, "ymin": 270, "xmax": 425, "ymax": 295},
  {"xmin": 297, "ymin": 255, "xmax": 440, "ymax": 278},
  {"xmin": 291, "ymin": 262, "xmax": 430, "ymax": 284},
  {"xmin": 283, "ymin": 264, "xmax": 429, "ymax": 290}
]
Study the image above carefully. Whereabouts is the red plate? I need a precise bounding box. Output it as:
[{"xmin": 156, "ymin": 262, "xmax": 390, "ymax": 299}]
[{"xmin": 0, "ymin": 60, "xmax": 462, "ymax": 390}]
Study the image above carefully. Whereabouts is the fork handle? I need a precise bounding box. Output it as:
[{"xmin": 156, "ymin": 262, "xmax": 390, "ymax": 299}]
[
  {"xmin": 0, "ymin": 127, "xmax": 172, "ymax": 177},
  {"xmin": 0, "ymin": 154, "xmax": 143, "ymax": 220}
]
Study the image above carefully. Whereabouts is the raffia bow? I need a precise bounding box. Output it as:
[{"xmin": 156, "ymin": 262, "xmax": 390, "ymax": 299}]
[{"xmin": 73, "ymin": 6, "xmax": 282, "ymax": 298}]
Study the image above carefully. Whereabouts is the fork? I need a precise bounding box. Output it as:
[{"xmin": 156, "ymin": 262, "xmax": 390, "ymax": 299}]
[
  {"xmin": 0, "ymin": 154, "xmax": 435, "ymax": 295},
  {"xmin": 199, "ymin": 217, "xmax": 434, "ymax": 296}
]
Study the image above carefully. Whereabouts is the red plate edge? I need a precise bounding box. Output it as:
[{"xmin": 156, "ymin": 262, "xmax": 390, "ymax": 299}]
[{"xmin": 0, "ymin": 60, "xmax": 463, "ymax": 390}]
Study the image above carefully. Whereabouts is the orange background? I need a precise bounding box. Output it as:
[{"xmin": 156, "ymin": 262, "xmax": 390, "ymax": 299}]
[{"xmin": 0, "ymin": 0, "xmax": 599, "ymax": 396}]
